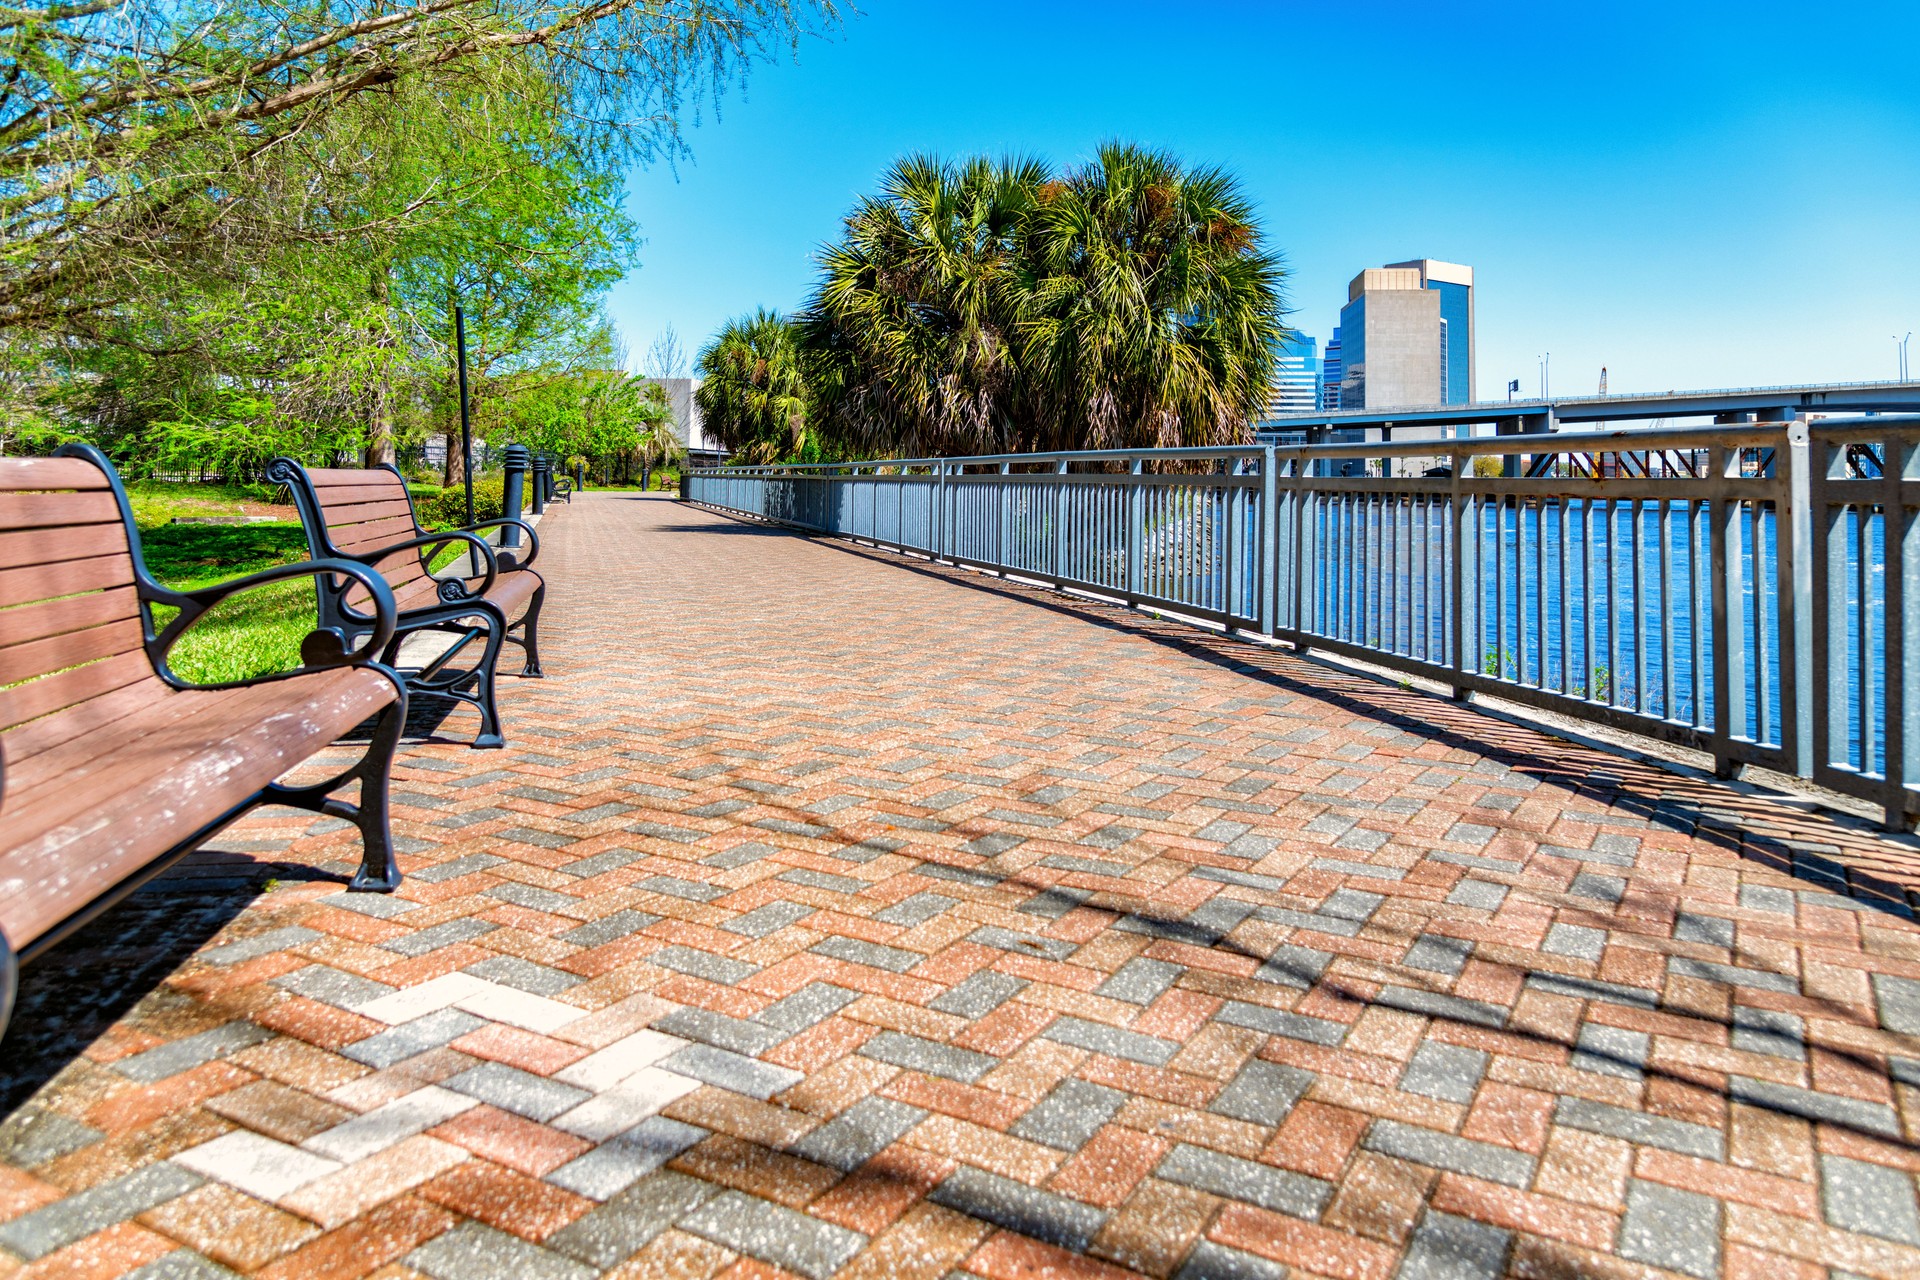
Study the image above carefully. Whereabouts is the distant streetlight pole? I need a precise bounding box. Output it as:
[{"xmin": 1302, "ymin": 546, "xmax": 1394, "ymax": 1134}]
[
  {"xmin": 1539, "ymin": 353, "xmax": 1550, "ymax": 400},
  {"xmin": 1898, "ymin": 333, "xmax": 1912, "ymax": 381}
]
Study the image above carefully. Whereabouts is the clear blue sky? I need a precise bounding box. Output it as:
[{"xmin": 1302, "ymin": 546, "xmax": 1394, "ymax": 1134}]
[{"xmin": 603, "ymin": 1, "xmax": 1920, "ymax": 400}]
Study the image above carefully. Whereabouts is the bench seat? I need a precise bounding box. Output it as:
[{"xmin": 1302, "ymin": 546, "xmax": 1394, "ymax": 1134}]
[{"xmin": 0, "ymin": 666, "xmax": 395, "ymax": 949}]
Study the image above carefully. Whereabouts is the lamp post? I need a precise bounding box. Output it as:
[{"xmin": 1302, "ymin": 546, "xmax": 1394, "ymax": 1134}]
[
  {"xmin": 1898, "ymin": 333, "xmax": 1912, "ymax": 382},
  {"xmin": 454, "ymin": 304, "xmax": 476, "ymax": 574}
]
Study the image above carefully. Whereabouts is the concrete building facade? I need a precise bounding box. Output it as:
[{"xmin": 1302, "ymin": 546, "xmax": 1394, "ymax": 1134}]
[{"xmin": 1336, "ymin": 259, "xmax": 1474, "ymax": 410}]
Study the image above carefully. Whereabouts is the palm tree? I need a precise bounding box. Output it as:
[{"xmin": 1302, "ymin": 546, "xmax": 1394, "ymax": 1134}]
[
  {"xmin": 694, "ymin": 309, "xmax": 813, "ymax": 464},
  {"xmin": 801, "ymin": 154, "xmax": 1047, "ymax": 457},
  {"xmin": 1021, "ymin": 143, "xmax": 1287, "ymax": 450}
]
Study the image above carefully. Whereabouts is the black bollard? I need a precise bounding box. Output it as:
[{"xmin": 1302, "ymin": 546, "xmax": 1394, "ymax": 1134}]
[
  {"xmin": 500, "ymin": 445, "xmax": 529, "ymax": 547},
  {"xmin": 531, "ymin": 454, "xmax": 550, "ymax": 515}
]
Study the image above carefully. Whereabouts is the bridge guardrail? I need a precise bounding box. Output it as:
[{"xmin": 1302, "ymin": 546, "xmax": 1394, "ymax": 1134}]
[{"xmin": 688, "ymin": 416, "xmax": 1920, "ymax": 830}]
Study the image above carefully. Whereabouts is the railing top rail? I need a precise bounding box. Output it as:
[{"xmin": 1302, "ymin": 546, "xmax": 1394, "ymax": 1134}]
[{"xmin": 688, "ymin": 416, "xmax": 1920, "ymax": 477}]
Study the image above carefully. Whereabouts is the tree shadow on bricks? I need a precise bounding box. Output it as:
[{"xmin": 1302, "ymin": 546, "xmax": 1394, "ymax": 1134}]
[{"xmin": 805, "ymin": 536, "xmax": 1920, "ymax": 923}]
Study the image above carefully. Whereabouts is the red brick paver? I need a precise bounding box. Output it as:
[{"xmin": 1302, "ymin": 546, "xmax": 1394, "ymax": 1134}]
[{"xmin": 4, "ymin": 492, "xmax": 1920, "ymax": 1280}]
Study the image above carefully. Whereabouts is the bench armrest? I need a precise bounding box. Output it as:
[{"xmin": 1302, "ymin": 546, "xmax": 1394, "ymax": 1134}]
[
  {"xmin": 461, "ymin": 518, "xmax": 541, "ymax": 571},
  {"xmin": 344, "ymin": 529, "xmax": 501, "ymax": 603},
  {"xmin": 146, "ymin": 558, "xmax": 400, "ymax": 689}
]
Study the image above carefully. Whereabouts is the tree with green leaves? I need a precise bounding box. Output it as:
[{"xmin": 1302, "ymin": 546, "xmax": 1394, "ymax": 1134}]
[
  {"xmin": 695, "ymin": 309, "xmax": 818, "ymax": 463},
  {"xmin": 1, "ymin": 0, "xmax": 835, "ymax": 335},
  {"xmin": 702, "ymin": 144, "xmax": 1288, "ymax": 464}
]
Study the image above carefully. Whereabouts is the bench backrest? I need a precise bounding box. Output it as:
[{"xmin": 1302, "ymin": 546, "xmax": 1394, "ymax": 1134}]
[
  {"xmin": 286, "ymin": 466, "xmax": 441, "ymax": 611},
  {"xmin": 0, "ymin": 452, "xmax": 162, "ymax": 773}
]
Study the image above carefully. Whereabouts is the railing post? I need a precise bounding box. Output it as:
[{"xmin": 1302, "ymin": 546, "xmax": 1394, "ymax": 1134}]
[
  {"xmin": 999, "ymin": 462, "xmax": 1012, "ymax": 569},
  {"xmin": 1709, "ymin": 443, "xmax": 1739, "ymax": 778},
  {"xmin": 1886, "ymin": 434, "xmax": 1914, "ymax": 827},
  {"xmin": 1260, "ymin": 443, "xmax": 1278, "ymax": 637},
  {"xmin": 1449, "ymin": 459, "xmax": 1472, "ymax": 699},
  {"xmin": 1127, "ymin": 458, "xmax": 1144, "ymax": 599},
  {"xmin": 500, "ymin": 445, "xmax": 528, "ymax": 548},
  {"xmin": 1778, "ymin": 419, "xmax": 1813, "ymax": 779},
  {"xmin": 1053, "ymin": 459, "xmax": 1069, "ymax": 583},
  {"xmin": 935, "ymin": 462, "xmax": 947, "ymax": 562}
]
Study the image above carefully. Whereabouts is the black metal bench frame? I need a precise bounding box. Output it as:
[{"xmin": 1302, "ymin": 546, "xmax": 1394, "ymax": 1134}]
[{"xmin": 0, "ymin": 444, "xmax": 410, "ymax": 1037}]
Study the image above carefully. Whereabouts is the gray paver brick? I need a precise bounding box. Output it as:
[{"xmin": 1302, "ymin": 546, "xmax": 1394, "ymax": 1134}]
[
  {"xmin": 1728, "ymin": 1076, "xmax": 1901, "ymax": 1138},
  {"xmin": 809, "ymin": 935, "xmax": 923, "ymax": 972},
  {"xmin": 1158, "ymin": 1143, "xmax": 1332, "ymax": 1220},
  {"xmin": 124, "ymin": 1252, "xmax": 242, "ymax": 1280},
  {"xmin": 488, "ymin": 882, "xmax": 582, "ymax": 914},
  {"xmin": 1446, "ymin": 879, "xmax": 1509, "ymax": 909},
  {"xmin": 1570, "ymin": 1023, "xmax": 1649, "ymax": 1079},
  {"xmin": 859, "ymin": 1031, "xmax": 997, "ymax": 1083},
  {"xmin": 1376, "ymin": 985, "xmax": 1506, "ymax": 1029},
  {"xmin": 1730, "ymin": 1006, "xmax": 1806, "ymax": 1060},
  {"xmin": 1402, "ymin": 935, "xmax": 1473, "ymax": 976},
  {"xmin": 1363, "ymin": 1120, "xmax": 1536, "ymax": 1188},
  {"xmin": 1873, "ymin": 974, "xmax": 1920, "ymax": 1035},
  {"xmin": 661, "ymin": 1044, "xmax": 803, "ymax": 1099},
  {"xmin": 1618, "ymin": 1179, "xmax": 1720, "ymax": 1279},
  {"xmin": 114, "ymin": 1022, "xmax": 272, "ymax": 1083},
  {"xmin": 464, "ymin": 954, "xmax": 581, "ymax": 996},
  {"xmin": 757, "ymin": 982, "xmax": 862, "ymax": 1033},
  {"xmin": 546, "ymin": 1116, "xmax": 706, "ymax": 1200},
  {"xmin": 1010, "ymin": 1079, "xmax": 1129, "ymax": 1150},
  {"xmin": 1398, "ymin": 1209, "xmax": 1511, "ymax": 1280},
  {"xmin": 407, "ymin": 1221, "xmax": 595, "ymax": 1280},
  {"xmin": 680, "ymin": 1189, "xmax": 867, "ymax": 1280},
  {"xmin": 273, "ymin": 964, "xmax": 396, "ymax": 1009},
  {"xmin": 1211, "ymin": 1060, "xmax": 1315, "ymax": 1126},
  {"xmin": 1820, "ymin": 1155, "xmax": 1920, "ymax": 1244},
  {"xmin": 1174, "ymin": 1240, "xmax": 1288, "ymax": 1280},
  {"xmin": 874, "ymin": 892, "xmax": 957, "ymax": 926},
  {"xmin": 446, "ymin": 1062, "xmax": 591, "ymax": 1122},
  {"xmin": 1042, "ymin": 1015, "xmax": 1179, "ymax": 1066},
  {"xmin": 343, "ymin": 1008, "xmax": 487, "ymax": 1069},
  {"xmin": 929, "ymin": 1166, "xmax": 1107, "ymax": 1254},
  {"xmin": 559, "ymin": 909, "xmax": 660, "ymax": 949},
  {"xmin": 649, "ymin": 944, "xmax": 758, "ymax": 984},
  {"xmin": 1556, "ymin": 1097, "xmax": 1724, "ymax": 1159},
  {"xmin": 655, "ymin": 1006, "xmax": 786, "ymax": 1057},
  {"xmin": 1255, "ymin": 943, "xmax": 1333, "ymax": 989},
  {"xmin": 1399, "ymin": 1042, "xmax": 1489, "ymax": 1104},
  {"xmin": 1097, "ymin": 957, "xmax": 1184, "ymax": 1005},
  {"xmin": 1668, "ymin": 956, "xmax": 1797, "ymax": 994},
  {"xmin": 0, "ymin": 1162, "xmax": 201, "ymax": 1260},
  {"xmin": 966, "ymin": 925, "xmax": 1077, "ymax": 961},
  {"xmin": 722, "ymin": 901, "xmax": 816, "ymax": 937},
  {"xmin": 411, "ymin": 852, "xmax": 507, "ymax": 883},
  {"xmin": 789, "ymin": 1097, "xmax": 925, "ymax": 1172},
  {"xmin": 198, "ymin": 925, "xmax": 321, "ymax": 966},
  {"xmin": 547, "ymin": 1170, "xmax": 718, "ymax": 1268},
  {"xmin": 0, "ymin": 1107, "xmax": 102, "ymax": 1169},
  {"xmin": 383, "ymin": 917, "xmax": 499, "ymax": 957},
  {"xmin": 1218, "ymin": 1000, "xmax": 1347, "ymax": 1046},
  {"xmin": 1542, "ymin": 922, "xmax": 1607, "ymax": 960}
]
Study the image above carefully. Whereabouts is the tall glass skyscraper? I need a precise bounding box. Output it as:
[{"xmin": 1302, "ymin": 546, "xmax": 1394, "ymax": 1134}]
[
  {"xmin": 1265, "ymin": 332, "xmax": 1319, "ymax": 420},
  {"xmin": 1321, "ymin": 328, "xmax": 1343, "ymax": 410}
]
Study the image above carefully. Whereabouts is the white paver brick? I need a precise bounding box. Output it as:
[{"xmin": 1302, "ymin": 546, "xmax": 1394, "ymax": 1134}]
[
  {"xmin": 302, "ymin": 1085, "xmax": 478, "ymax": 1163},
  {"xmin": 352, "ymin": 972, "xmax": 495, "ymax": 1025},
  {"xmin": 555, "ymin": 1029, "xmax": 690, "ymax": 1091},
  {"xmin": 552, "ymin": 1068, "xmax": 700, "ymax": 1141},
  {"xmin": 171, "ymin": 1130, "xmax": 343, "ymax": 1200},
  {"xmin": 453, "ymin": 983, "xmax": 586, "ymax": 1035}
]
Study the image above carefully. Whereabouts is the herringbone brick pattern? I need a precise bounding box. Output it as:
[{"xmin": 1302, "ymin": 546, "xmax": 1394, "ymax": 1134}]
[{"xmin": 5, "ymin": 492, "xmax": 1920, "ymax": 1280}]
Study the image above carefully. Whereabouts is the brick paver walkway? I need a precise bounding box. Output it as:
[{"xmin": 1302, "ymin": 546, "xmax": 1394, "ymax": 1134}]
[{"xmin": 6, "ymin": 493, "xmax": 1920, "ymax": 1280}]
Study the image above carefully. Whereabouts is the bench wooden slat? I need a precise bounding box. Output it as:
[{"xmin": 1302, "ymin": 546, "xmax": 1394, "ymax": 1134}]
[
  {"xmin": 0, "ymin": 523, "xmax": 134, "ymax": 574},
  {"xmin": 0, "ymin": 668, "xmax": 396, "ymax": 948},
  {"xmin": 0, "ymin": 458, "xmax": 112, "ymax": 491},
  {"xmin": 329, "ymin": 510, "xmax": 418, "ymax": 543},
  {"xmin": 0, "ymin": 673, "xmax": 174, "ymax": 768},
  {"xmin": 313, "ymin": 486, "xmax": 417, "ymax": 509},
  {"xmin": 0, "ymin": 553, "xmax": 134, "ymax": 610},
  {"xmin": 0, "ymin": 586, "xmax": 141, "ymax": 654},
  {"xmin": 0, "ymin": 490, "xmax": 121, "ymax": 532},
  {"xmin": 0, "ymin": 650, "xmax": 154, "ymax": 734},
  {"xmin": 309, "ymin": 468, "xmax": 405, "ymax": 491},
  {"xmin": 0, "ymin": 616, "xmax": 145, "ymax": 688}
]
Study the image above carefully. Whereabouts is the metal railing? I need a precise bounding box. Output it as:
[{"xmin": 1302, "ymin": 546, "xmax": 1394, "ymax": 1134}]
[{"xmin": 687, "ymin": 417, "xmax": 1920, "ymax": 829}]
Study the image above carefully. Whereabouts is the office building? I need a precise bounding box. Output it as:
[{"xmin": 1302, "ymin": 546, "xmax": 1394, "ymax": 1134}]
[
  {"xmin": 1321, "ymin": 328, "xmax": 1343, "ymax": 411},
  {"xmin": 1336, "ymin": 259, "xmax": 1474, "ymax": 410},
  {"xmin": 1265, "ymin": 332, "xmax": 1320, "ymax": 420}
]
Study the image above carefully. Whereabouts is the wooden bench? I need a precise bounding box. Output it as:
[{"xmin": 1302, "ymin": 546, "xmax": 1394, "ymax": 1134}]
[
  {"xmin": 267, "ymin": 460, "xmax": 544, "ymax": 750},
  {"xmin": 0, "ymin": 445, "xmax": 409, "ymax": 1037}
]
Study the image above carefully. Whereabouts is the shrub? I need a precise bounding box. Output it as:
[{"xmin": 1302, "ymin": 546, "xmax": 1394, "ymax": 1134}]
[{"xmin": 415, "ymin": 477, "xmax": 505, "ymax": 528}]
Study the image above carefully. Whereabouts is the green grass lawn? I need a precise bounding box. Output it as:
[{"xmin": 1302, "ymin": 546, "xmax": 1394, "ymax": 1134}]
[{"xmin": 133, "ymin": 483, "xmax": 468, "ymax": 684}]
